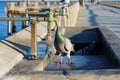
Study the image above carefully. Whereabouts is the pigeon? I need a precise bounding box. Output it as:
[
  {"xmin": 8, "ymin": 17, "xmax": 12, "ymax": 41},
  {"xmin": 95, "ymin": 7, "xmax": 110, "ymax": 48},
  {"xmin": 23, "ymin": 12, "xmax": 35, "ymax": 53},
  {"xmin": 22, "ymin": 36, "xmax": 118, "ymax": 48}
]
[{"xmin": 54, "ymin": 21, "xmax": 74, "ymax": 65}]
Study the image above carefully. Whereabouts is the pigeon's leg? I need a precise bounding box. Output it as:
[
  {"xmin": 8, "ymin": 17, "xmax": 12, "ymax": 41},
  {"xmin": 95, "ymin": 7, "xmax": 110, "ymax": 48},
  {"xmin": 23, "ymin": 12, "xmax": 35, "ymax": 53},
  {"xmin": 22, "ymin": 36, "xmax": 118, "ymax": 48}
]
[
  {"xmin": 67, "ymin": 54, "xmax": 72, "ymax": 65},
  {"xmin": 53, "ymin": 55, "xmax": 58, "ymax": 64},
  {"xmin": 59, "ymin": 53, "xmax": 63, "ymax": 64}
]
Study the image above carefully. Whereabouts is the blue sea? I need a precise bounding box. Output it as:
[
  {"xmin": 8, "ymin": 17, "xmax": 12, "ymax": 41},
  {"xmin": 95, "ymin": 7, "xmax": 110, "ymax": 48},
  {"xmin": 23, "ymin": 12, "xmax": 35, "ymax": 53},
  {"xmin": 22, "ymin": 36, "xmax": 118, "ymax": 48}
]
[
  {"xmin": 0, "ymin": 1, "xmax": 7, "ymax": 40},
  {"xmin": 0, "ymin": 1, "xmax": 60, "ymax": 40},
  {"xmin": 0, "ymin": 1, "xmax": 62, "ymax": 40},
  {"xmin": 0, "ymin": 1, "xmax": 23, "ymax": 40}
]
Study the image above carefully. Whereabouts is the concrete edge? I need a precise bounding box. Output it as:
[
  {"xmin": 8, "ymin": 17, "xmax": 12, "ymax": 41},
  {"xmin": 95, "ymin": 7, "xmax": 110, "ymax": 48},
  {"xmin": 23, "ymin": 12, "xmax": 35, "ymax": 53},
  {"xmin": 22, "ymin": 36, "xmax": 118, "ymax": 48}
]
[
  {"xmin": 1, "ymin": 27, "xmax": 120, "ymax": 80},
  {"xmin": 98, "ymin": 26, "xmax": 120, "ymax": 66},
  {"xmin": 34, "ymin": 26, "xmax": 120, "ymax": 76},
  {"xmin": 100, "ymin": 3, "xmax": 120, "ymax": 9},
  {"xmin": 0, "ymin": 22, "xmax": 49, "ymax": 78}
]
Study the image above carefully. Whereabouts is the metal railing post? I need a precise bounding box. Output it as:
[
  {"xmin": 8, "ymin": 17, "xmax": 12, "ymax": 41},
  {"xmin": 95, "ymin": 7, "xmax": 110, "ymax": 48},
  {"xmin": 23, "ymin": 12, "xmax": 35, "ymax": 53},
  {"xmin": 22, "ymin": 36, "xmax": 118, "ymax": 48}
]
[
  {"xmin": 22, "ymin": 15, "xmax": 28, "ymax": 29},
  {"xmin": 47, "ymin": 21, "xmax": 51, "ymax": 42},
  {"xmin": 29, "ymin": 18, "xmax": 39, "ymax": 60},
  {"xmin": 7, "ymin": 12, "xmax": 12, "ymax": 36},
  {"xmin": 12, "ymin": 16, "xmax": 16, "ymax": 33}
]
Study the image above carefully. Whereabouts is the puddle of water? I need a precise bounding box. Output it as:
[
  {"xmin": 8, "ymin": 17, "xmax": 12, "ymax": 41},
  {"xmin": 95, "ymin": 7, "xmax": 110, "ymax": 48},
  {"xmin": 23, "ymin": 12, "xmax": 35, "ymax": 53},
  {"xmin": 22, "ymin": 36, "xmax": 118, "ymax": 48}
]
[
  {"xmin": 37, "ymin": 42, "xmax": 47, "ymax": 57},
  {"xmin": 45, "ymin": 54, "xmax": 115, "ymax": 71},
  {"xmin": 45, "ymin": 56, "xmax": 89, "ymax": 71},
  {"xmin": 27, "ymin": 42, "xmax": 48, "ymax": 58}
]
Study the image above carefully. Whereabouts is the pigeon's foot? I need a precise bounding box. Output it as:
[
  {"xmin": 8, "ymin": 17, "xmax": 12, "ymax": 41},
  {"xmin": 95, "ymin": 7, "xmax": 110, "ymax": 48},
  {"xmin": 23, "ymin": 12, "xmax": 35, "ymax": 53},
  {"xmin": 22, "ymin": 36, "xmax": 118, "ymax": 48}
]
[
  {"xmin": 59, "ymin": 60, "xmax": 63, "ymax": 64},
  {"xmin": 67, "ymin": 59, "xmax": 73, "ymax": 65}
]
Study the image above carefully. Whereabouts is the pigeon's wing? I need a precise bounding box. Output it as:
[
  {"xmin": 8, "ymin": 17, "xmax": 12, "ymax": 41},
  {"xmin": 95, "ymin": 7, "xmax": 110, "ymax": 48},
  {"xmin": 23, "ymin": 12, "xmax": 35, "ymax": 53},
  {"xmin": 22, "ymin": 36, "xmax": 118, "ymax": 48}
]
[
  {"xmin": 64, "ymin": 44, "xmax": 68, "ymax": 52},
  {"xmin": 64, "ymin": 38, "xmax": 73, "ymax": 52}
]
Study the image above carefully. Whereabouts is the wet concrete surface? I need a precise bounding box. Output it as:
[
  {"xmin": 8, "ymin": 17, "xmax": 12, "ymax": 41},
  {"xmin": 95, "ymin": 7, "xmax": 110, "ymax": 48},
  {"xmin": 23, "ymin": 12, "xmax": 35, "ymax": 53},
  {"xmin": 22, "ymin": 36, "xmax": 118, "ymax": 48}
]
[
  {"xmin": 45, "ymin": 27, "xmax": 119, "ymax": 71},
  {"xmin": 27, "ymin": 42, "xmax": 47, "ymax": 58},
  {"xmin": 45, "ymin": 55, "xmax": 115, "ymax": 71},
  {"xmin": 3, "ymin": 27, "xmax": 120, "ymax": 80}
]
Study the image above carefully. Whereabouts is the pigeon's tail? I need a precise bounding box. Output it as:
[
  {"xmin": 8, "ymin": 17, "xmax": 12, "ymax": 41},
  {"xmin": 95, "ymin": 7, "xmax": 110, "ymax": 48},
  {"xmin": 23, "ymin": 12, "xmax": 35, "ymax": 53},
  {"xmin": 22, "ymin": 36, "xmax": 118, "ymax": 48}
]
[{"xmin": 70, "ymin": 44, "xmax": 75, "ymax": 55}]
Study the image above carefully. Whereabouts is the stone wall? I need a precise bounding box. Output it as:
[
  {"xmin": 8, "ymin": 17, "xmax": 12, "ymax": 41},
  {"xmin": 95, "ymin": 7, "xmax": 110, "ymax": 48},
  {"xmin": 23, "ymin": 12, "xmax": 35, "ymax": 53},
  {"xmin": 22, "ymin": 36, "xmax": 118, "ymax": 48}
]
[{"xmin": 55, "ymin": 2, "xmax": 80, "ymax": 27}]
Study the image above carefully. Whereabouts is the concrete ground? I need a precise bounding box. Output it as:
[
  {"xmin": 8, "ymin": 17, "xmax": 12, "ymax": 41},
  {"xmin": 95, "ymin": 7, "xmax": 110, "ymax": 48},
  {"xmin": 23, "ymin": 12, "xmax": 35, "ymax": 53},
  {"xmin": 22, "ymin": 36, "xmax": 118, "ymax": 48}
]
[
  {"xmin": 77, "ymin": 3, "xmax": 120, "ymax": 38},
  {"xmin": 1, "ymin": 2, "xmax": 120, "ymax": 80},
  {"xmin": 45, "ymin": 55, "xmax": 114, "ymax": 71},
  {"xmin": 2, "ymin": 27, "xmax": 120, "ymax": 80}
]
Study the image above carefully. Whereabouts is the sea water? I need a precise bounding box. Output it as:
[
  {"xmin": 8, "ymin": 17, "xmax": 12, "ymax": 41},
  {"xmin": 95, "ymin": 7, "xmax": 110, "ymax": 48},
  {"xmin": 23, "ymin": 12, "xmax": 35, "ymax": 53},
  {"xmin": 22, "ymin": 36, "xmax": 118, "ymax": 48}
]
[{"xmin": 0, "ymin": 1, "xmax": 23, "ymax": 40}]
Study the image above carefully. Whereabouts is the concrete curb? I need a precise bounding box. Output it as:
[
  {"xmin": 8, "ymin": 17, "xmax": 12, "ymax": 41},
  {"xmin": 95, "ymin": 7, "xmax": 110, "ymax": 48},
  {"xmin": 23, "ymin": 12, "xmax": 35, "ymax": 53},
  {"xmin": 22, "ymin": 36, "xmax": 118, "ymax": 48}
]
[
  {"xmin": 0, "ymin": 22, "xmax": 48, "ymax": 77},
  {"xmin": 99, "ymin": 26, "xmax": 120, "ymax": 65},
  {"xmin": 2, "ymin": 27, "xmax": 120, "ymax": 80}
]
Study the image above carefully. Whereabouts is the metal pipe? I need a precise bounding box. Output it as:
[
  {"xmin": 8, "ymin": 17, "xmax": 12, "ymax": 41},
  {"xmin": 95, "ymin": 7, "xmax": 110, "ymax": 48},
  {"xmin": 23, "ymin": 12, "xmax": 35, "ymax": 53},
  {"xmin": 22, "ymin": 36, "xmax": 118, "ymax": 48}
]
[
  {"xmin": 25, "ymin": 11, "xmax": 29, "ymax": 27},
  {"xmin": 22, "ymin": 18, "xmax": 27, "ymax": 29},
  {"xmin": 0, "ymin": 17, "xmax": 29, "ymax": 21},
  {"xmin": 46, "ymin": 21, "xmax": 52, "ymax": 54},
  {"xmin": 47, "ymin": 21, "xmax": 51, "ymax": 42},
  {"xmin": 7, "ymin": 12, "xmax": 12, "ymax": 36},
  {"xmin": 30, "ymin": 19, "xmax": 38, "ymax": 59},
  {"xmin": 7, "ymin": 10, "xmax": 62, "ymax": 16},
  {"xmin": 0, "ymin": 17, "xmax": 48, "ymax": 21},
  {"xmin": 12, "ymin": 16, "xmax": 16, "ymax": 33}
]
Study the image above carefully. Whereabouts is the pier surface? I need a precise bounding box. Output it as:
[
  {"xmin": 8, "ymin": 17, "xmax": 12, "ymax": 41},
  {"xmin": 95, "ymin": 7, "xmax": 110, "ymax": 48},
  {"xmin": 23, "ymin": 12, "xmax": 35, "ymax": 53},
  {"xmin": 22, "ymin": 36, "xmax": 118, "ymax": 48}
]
[
  {"xmin": 77, "ymin": 3, "xmax": 120, "ymax": 38},
  {"xmin": 1, "ymin": 1, "xmax": 120, "ymax": 80}
]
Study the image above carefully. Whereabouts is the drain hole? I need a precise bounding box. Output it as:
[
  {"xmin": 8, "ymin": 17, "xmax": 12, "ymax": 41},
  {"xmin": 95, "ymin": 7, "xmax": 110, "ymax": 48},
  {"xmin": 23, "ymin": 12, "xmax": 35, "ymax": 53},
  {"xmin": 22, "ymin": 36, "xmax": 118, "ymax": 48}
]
[{"xmin": 73, "ymin": 41, "xmax": 102, "ymax": 55}]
